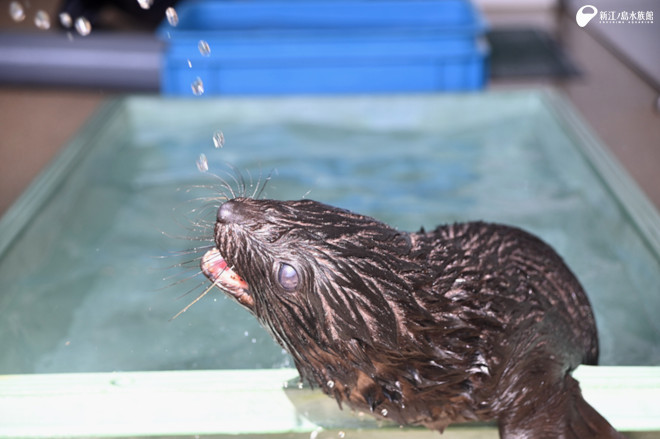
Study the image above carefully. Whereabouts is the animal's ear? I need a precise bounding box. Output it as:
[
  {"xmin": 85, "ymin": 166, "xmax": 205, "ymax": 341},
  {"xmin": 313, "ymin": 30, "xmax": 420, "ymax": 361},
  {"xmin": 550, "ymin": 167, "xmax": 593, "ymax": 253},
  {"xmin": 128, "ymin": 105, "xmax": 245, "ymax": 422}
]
[
  {"xmin": 352, "ymin": 288, "xmax": 399, "ymax": 350},
  {"xmin": 311, "ymin": 278, "xmax": 399, "ymax": 352}
]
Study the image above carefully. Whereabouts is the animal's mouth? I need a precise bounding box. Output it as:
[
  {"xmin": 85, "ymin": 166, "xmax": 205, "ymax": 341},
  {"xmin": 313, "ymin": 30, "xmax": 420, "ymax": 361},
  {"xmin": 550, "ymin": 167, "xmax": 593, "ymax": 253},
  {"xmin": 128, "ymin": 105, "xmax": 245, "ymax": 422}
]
[{"xmin": 200, "ymin": 247, "xmax": 254, "ymax": 308}]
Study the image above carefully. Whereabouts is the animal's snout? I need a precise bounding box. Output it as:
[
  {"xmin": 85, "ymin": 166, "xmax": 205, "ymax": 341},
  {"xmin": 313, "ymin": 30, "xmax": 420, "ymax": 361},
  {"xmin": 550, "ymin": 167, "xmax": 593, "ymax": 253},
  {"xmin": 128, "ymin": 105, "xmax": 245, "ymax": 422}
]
[{"xmin": 217, "ymin": 200, "xmax": 243, "ymax": 224}]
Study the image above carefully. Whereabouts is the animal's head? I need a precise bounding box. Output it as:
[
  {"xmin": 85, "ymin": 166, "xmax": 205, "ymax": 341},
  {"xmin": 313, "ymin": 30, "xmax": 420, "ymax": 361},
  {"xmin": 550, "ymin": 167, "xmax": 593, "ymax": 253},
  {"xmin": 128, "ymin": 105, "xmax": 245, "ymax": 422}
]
[{"xmin": 202, "ymin": 197, "xmax": 417, "ymax": 362}]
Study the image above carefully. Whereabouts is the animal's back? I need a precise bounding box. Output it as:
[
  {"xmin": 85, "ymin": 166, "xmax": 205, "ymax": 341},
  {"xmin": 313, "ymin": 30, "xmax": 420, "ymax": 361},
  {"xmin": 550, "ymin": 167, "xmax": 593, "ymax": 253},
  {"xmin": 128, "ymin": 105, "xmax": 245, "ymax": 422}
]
[
  {"xmin": 417, "ymin": 222, "xmax": 617, "ymax": 438},
  {"xmin": 424, "ymin": 221, "xmax": 598, "ymax": 366}
]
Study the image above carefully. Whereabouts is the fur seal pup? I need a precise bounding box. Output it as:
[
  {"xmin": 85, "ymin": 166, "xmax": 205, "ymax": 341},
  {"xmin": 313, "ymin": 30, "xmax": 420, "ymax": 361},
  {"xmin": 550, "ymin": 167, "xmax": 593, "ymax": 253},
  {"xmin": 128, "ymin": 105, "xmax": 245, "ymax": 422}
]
[{"xmin": 200, "ymin": 197, "xmax": 624, "ymax": 438}]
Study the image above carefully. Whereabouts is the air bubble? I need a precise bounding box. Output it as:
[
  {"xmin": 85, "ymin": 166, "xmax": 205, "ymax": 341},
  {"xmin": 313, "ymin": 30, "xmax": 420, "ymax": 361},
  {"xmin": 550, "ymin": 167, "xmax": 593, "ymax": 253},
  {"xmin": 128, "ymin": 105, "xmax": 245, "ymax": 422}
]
[
  {"xmin": 196, "ymin": 153, "xmax": 209, "ymax": 172},
  {"xmin": 75, "ymin": 17, "xmax": 92, "ymax": 36},
  {"xmin": 198, "ymin": 40, "xmax": 211, "ymax": 56},
  {"xmin": 191, "ymin": 77, "xmax": 204, "ymax": 96},
  {"xmin": 213, "ymin": 131, "xmax": 225, "ymax": 148},
  {"xmin": 9, "ymin": 2, "xmax": 25, "ymax": 22},
  {"xmin": 59, "ymin": 12, "xmax": 72, "ymax": 28},
  {"xmin": 34, "ymin": 10, "xmax": 50, "ymax": 30},
  {"xmin": 137, "ymin": 0, "xmax": 153, "ymax": 10},
  {"xmin": 165, "ymin": 7, "xmax": 178, "ymax": 26}
]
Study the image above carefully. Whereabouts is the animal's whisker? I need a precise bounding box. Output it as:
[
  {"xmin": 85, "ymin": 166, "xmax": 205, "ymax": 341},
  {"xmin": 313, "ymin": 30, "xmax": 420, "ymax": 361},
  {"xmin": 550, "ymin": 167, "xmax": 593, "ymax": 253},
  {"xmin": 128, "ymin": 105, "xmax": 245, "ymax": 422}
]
[
  {"xmin": 159, "ymin": 269, "xmax": 210, "ymax": 292},
  {"xmin": 169, "ymin": 279, "xmax": 220, "ymax": 321},
  {"xmin": 159, "ymin": 252, "xmax": 208, "ymax": 271},
  {"xmin": 253, "ymin": 169, "xmax": 275, "ymax": 200}
]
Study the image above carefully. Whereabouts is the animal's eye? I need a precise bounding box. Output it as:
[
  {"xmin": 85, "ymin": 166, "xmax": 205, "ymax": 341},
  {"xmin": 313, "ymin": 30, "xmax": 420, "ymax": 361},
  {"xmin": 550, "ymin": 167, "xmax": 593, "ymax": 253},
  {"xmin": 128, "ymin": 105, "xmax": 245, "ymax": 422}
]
[{"xmin": 278, "ymin": 263, "xmax": 299, "ymax": 291}]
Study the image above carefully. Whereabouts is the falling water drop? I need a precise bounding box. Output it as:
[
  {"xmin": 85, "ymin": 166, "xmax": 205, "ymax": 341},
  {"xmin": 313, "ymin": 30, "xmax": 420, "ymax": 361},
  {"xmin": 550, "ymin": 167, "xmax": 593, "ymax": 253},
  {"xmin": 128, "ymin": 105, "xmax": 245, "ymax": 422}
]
[
  {"xmin": 137, "ymin": 0, "xmax": 153, "ymax": 10},
  {"xmin": 297, "ymin": 382, "xmax": 304, "ymax": 389},
  {"xmin": 59, "ymin": 12, "xmax": 72, "ymax": 28},
  {"xmin": 75, "ymin": 17, "xmax": 92, "ymax": 36},
  {"xmin": 326, "ymin": 380, "xmax": 335, "ymax": 389},
  {"xmin": 34, "ymin": 10, "xmax": 50, "ymax": 30},
  {"xmin": 187, "ymin": 59, "xmax": 192, "ymax": 68},
  {"xmin": 191, "ymin": 77, "xmax": 204, "ymax": 96},
  {"xmin": 381, "ymin": 408, "xmax": 389, "ymax": 417},
  {"xmin": 338, "ymin": 432, "xmax": 346, "ymax": 438},
  {"xmin": 213, "ymin": 131, "xmax": 225, "ymax": 148},
  {"xmin": 196, "ymin": 153, "xmax": 209, "ymax": 173},
  {"xmin": 198, "ymin": 40, "xmax": 211, "ymax": 56},
  {"xmin": 165, "ymin": 7, "xmax": 178, "ymax": 26},
  {"xmin": 9, "ymin": 2, "xmax": 25, "ymax": 22}
]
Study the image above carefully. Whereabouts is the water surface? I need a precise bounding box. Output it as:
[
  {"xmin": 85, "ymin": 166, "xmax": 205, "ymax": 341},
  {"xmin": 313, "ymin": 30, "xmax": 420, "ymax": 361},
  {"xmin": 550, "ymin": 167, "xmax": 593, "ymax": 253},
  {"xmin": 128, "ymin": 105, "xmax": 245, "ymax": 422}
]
[{"xmin": 1, "ymin": 92, "xmax": 658, "ymax": 374}]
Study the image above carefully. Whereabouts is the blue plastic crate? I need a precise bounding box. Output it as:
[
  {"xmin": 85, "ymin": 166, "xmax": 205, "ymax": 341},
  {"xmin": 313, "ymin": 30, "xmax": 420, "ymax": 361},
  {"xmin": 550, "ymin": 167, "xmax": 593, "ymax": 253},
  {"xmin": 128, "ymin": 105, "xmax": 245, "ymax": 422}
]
[{"xmin": 158, "ymin": 0, "xmax": 489, "ymax": 95}]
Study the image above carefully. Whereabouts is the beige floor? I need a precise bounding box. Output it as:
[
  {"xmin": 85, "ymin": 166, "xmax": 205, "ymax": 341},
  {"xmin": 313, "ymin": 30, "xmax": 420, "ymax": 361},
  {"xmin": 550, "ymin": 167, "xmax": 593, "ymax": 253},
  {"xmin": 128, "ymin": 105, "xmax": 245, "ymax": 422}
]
[{"xmin": 1, "ymin": 8, "xmax": 659, "ymax": 217}]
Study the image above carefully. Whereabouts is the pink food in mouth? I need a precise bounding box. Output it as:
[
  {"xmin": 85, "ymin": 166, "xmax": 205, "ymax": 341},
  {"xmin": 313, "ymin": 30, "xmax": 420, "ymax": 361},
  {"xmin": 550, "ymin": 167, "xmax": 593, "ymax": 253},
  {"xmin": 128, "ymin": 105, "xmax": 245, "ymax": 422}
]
[{"xmin": 200, "ymin": 247, "xmax": 252, "ymax": 307}]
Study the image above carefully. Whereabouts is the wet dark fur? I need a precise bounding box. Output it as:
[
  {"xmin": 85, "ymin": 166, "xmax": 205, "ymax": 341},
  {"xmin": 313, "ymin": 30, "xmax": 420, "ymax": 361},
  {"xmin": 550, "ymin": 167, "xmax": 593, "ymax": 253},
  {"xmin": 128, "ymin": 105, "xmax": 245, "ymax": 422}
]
[{"xmin": 210, "ymin": 197, "xmax": 624, "ymax": 438}]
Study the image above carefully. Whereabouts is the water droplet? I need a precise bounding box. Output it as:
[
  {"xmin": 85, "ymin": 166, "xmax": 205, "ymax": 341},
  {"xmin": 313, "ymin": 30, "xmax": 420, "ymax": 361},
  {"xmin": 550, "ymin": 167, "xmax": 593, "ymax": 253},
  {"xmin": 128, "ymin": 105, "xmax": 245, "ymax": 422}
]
[
  {"xmin": 191, "ymin": 77, "xmax": 204, "ymax": 96},
  {"xmin": 75, "ymin": 17, "xmax": 92, "ymax": 36},
  {"xmin": 198, "ymin": 40, "xmax": 211, "ymax": 56},
  {"xmin": 297, "ymin": 382, "xmax": 304, "ymax": 389},
  {"xmin": 244, "ymin": 331, "xmax": 249, "ymax": 337},
  {"xmin": 32, "ymin": 10, "xmax": 51, "ymax": 30},
  {"xmin": 381, "ymin": 408, "xmax": 389, "ymax": 417},
  {"xmin": 251, "ymin": 338, "xmax": 256, "ymax": 344},
  {"xmin": 326, "ymin": 380, "xmax": 335, "ymax": 389},
  {"xmin": 187, "ymin": 59, "xmax": 192, "ymax": 68},
  {"xmin": 59, "ymin": 12, "xmax": 72, "ymax": 28},
  {"xmin": 338, "ymin": 432, "xmax": 346, "ymax": 438},
  {"xmin": 9, "ymin": 2, "xmax": 25, "ymax": 22},
  {"xmin": 309, "ymin": 428, "xmax": 322, "ymax": 439},
  {"xmin": 282, "ymin": 381, "xmax": 289, "ymax": 389},
  {"xmin": 196, "ymin": 153, "xmax": 209, "ymax": 172},
  {"xmin": 213, "ymin": 131, "xmax": 225, "ymax": 148},
  {"xmin": 165, "ymin": 7, "xmax": 178, "ymax": 26},
  {"xmin": 137, "ymin": 0, "xmax": 153, "ymax": 10}
]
